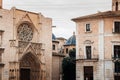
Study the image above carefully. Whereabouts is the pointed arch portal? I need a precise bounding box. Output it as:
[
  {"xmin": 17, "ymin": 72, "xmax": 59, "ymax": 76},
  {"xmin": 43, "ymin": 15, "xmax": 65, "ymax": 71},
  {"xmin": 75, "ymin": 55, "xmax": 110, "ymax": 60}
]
[{"xmin": 20, "ymin": 52, "xmax": 41, "ymax": 80}]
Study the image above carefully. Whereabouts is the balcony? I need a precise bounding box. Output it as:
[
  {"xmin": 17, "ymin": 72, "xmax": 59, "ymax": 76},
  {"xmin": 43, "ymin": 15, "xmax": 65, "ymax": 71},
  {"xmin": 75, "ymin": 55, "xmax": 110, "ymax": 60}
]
[
  {"xmin": 77, "ymin": 55, "xmax": 99, "ymax": 62},
  {"xmin": 112, "ymin": 56, "xmax": 120, "ymax": 80},
  {"xmin": 112, "ymin": 56, "xmax": 120, "ymax": 62}
]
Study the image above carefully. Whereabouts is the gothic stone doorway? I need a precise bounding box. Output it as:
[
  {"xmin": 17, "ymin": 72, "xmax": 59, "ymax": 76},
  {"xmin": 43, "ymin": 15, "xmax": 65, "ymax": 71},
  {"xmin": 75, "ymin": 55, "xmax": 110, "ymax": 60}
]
[
  {"xmin": 20, "ymin": 68, "xmax": 30, "ymax": 80},
  {"xmin": 20, "ymin": 52, "xmax": 40, "ymax": 80},
  {"xmin": 84, "ymin": 66, "xmax": 93, "ymax": 80}
]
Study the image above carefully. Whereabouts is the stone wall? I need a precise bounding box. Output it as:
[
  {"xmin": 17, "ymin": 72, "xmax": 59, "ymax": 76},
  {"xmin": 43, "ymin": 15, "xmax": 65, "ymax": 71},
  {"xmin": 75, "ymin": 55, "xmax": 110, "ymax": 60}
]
[{"xmin": 0, "ymin": 7, "xmax": 52, "ymax": 80}]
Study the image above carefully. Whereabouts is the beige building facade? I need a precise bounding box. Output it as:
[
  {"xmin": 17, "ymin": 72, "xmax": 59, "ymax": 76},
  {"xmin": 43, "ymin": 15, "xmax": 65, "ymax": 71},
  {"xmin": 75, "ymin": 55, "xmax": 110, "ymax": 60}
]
[
  {"xmin": 64, "ymin": 32, "xmax": 76, "ymax": 55},
  {"xmin": 52, "ymin": 34, "xmax": 66, "ymax": 80},
  {"xmin": 51, "ymin": 32, "xmax": 76, "ymax": 80},
  {"xmin": 72, "ymin": 0, "xmax": 120, "ymax": 80},
  {"xmin": 0, "ymin": 1, "xmax": 52, "ymax": 80}
]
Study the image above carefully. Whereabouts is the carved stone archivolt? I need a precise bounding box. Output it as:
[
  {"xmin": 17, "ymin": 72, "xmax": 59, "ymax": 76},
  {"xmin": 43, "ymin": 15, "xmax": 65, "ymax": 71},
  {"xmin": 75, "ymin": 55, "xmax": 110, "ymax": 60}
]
[
  {"xmin": 20, "ymin": 53, "xmax": 41, "ymax": 80},
  {"xmin": 9, "ymin": 40, "xmax": 46, "ymax": 80},
  {"xmin": 18, "ymin": 41, "xmax": 43, "ymax": 55},
  {"xmin": 9, "ymin": 40, "xmax": 46, "ymax": 77}
]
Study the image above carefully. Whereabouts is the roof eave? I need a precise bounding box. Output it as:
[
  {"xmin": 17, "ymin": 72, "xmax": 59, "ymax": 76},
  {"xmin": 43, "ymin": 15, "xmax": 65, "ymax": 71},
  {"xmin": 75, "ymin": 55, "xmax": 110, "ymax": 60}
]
[{"xmin": 72, "ymin": 15, "xmax": 120, "ymax": 22}]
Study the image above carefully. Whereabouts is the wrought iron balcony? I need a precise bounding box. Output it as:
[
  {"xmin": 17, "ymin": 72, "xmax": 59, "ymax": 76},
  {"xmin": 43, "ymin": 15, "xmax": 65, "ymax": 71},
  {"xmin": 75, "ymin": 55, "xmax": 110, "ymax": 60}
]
[
  {"xmin": 77, "ymin": 55, "xmax": 99, "ymax": 62},
  {"xmin": 112, "ymin": 56, "xmax": 120, "ymax": 62},
  {"xmin": 112, "ymin": 55, "xmax": 120, "ymax": 79}
]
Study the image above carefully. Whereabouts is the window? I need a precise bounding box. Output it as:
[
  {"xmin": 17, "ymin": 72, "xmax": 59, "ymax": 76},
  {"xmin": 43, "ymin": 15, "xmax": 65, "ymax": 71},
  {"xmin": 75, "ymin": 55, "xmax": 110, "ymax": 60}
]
[
  {"xmin": 86, "ymin": 46, "xmax": 91, "ymax": 59},
  {"xmin": 66, "ymin": 48, "xmax": 68, "ymax": 54},
  {"xmin": 114, "ymin": 45, "xmax": 120, "ymax": 73},
  {"xmin": 114, "ymin": 45, "xmax": 120, "ymax": 58},
  {"xmin": 86, "ymin": 24, "xmax": 91, "ymax": 32},
  {"xmin": 0, "ymin": 30, "xmax": 4, "ymax": 46},
  {"xmin": 116, "ymin": 2, "xmax": 118, "ymax": 11},
  {"xmin": 114, "ymin": 22, "xmax": 120, "ymax": 33},
  {"xmin": 17, "ymin": 23, "xmax": 33, "ymax": 41},
  {"xmin": 73, "ymin": 48, "xmax": 75, "ymax": 50},
  {"xmin": 52, "ymin": 45, "xmax": 55, "ymax": 50},
  {"xmin": 115, "ymin": 62, "xmax": 120, "ymax": 73}
]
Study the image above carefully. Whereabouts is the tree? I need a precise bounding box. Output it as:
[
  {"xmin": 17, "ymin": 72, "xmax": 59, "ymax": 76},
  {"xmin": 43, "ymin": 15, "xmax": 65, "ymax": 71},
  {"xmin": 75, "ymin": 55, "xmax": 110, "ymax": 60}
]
[{"xmin": 62, "ymin": 49, "xmax": 76, "ymax": 80}]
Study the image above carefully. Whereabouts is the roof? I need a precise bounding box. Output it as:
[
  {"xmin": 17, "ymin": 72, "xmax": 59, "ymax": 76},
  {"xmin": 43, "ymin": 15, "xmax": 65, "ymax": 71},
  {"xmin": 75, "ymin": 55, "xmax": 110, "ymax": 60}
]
[
  {"xmin": 56, "ymin": 37, "xmax": 67, "ymax": 40},
  {"xmin": 72, "ymin": 11, "xmax": 120, "ymax": 22},
  {"xmin": 52, "ymin": 52, "xmax": 65, "ymax": 57},
  {"xmin": 52, "ymin": 40, "xmax": 59, "ymax": 43},
  {"xmin": 65, "ymin": 32, "xmax": 76, "ymax": 46},
  {"xmin": 52, "ymin": 33, "xmax": 56, "ymax": 40}
]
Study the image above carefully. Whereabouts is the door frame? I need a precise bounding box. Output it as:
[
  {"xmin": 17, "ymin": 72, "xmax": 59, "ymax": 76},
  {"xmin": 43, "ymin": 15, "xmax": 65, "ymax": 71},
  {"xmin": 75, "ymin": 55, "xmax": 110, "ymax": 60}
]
[
  {"xmin": 20, "ymin": 67, "xmax": 31, "ymax": 80},
  {"xmin": 84, "ymin": 66, "xmax": 93, "ymax": 80}
]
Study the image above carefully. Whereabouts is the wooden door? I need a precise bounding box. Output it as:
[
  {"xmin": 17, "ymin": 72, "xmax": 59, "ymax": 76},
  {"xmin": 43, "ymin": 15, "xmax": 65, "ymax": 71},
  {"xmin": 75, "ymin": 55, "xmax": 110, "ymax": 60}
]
[
  {"xmin": 84, "ymin": 66, "xmax": 93, "ymax": 80},
  {"xmin": 20, "ymin": 68, "xmax": 30, "ymax": 80}
]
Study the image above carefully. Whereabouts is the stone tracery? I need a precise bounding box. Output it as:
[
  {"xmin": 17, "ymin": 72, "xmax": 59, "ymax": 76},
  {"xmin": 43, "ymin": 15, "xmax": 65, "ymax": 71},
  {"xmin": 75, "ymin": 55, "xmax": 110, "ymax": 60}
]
[{"xmin": 17, "ymin": 23, "xmax": 33, "ymax": 42}]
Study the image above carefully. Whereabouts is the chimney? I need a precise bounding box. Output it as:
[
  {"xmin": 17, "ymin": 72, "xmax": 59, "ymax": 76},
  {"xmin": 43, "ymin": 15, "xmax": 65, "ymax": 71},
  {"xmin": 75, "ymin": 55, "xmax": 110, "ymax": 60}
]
[{"xmin": 0, "ymin": 0, "xmax": 2, "ymax": 9}]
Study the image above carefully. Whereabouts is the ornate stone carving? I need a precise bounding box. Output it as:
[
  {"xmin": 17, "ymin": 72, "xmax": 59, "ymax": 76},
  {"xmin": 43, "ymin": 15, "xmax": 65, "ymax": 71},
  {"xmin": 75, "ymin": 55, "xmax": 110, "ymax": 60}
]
[
  {"xmin": 84, "ymin": 40, "xmax": 94, "ymax": 44},
  {"xmin": 18, "ymin": 41, "xmax": 43, "ymax": 55},
  {"xmin": 18, "ymin": 41, "xmax": 29, "ymax": 54},
  {"xmin": 17, "ymin": 23, "xmax": 33, "ymax": 42}
]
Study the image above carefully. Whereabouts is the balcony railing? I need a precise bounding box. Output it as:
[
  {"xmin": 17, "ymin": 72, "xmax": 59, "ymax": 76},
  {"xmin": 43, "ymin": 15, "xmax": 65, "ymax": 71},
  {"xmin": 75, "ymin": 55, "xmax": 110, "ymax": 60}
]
[
  {"xmin": 78, "ymin": 55, "xmax": 99, "ymax": 61},
  {"xmin": 112, "ymin": 55, "xmax": 120, "ymax": 78},
  {"xmin": 112, "ymin": 56, "xmax": 120, "ymax": 62}
]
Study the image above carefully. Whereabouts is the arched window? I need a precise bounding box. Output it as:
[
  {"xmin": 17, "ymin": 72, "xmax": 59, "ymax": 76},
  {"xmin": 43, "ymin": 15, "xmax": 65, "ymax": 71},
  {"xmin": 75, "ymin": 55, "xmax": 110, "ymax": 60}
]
[{"xmin": 116, "ymin": 2, "xmax": 118, "ymax": 11}]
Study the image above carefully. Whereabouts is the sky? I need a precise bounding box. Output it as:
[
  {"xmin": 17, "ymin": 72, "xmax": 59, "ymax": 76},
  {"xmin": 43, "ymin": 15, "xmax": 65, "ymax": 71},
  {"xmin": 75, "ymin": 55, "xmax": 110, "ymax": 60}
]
[{"xmin": 3, "ymin": 0, "xmax": 111, "ymax": 39}]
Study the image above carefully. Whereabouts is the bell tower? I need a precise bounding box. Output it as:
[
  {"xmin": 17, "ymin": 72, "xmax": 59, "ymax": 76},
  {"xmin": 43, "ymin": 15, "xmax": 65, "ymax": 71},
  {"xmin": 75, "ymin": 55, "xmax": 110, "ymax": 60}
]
[
  {"xmin": 0, "ymin": 0, "xmax": 2, "ymax": 9},
  {"xmin": 112, "ymin": 0, "xmax": 120, "ymax": 11}
]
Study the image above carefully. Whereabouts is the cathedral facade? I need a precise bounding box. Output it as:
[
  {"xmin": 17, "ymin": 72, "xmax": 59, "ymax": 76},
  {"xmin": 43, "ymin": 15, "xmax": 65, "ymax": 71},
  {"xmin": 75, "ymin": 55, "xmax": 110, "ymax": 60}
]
[{"xmin": 0, "ymin": 0, "xmax": 52, "ymax": 80}]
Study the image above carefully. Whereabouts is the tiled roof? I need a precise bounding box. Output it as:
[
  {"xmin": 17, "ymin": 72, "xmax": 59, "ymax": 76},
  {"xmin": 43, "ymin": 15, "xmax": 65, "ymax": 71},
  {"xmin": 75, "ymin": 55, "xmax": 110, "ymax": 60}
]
[
  {"xmin": 52, "ymin": 52, "xmax": 65, "ymax": 57},
  {"xmin": 65, "ymin": 34, "xmax": 76, "ymax": 46},
  {"xmin": 52, "ymin": 33, "xmax": 56, "ymax": 40},
  {"xmin": 72, "ymin": 11, "xmax": 120, "ymax": 21}
]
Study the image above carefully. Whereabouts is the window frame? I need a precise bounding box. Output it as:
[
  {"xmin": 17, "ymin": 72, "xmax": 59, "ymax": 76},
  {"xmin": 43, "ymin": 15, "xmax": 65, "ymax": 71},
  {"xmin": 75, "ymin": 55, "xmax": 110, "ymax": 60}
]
[
  {"xmin": 85, "ymin": 23, "xmax": 91, "ymax": 32},
  {"xmin": 66, "ymin": 48, "xmax": 68, "ymax": 54},
  {"xmin": 52, "ymin": 44, "xmax": 55, "ymax": 50},
  {"xmin": 116, "ymin": 1, "xmax": 118, "ymax": 11},
  {"xmin": 113, "ymin": 21, "xmax": 120, "ymax": 33},
  {"xmin": 113, "ymin": 45, "xmax": 120, "ymax": 73},
  {"xmin": 85, "ymin": 46, "xmax": 92, "ymax": 59}
]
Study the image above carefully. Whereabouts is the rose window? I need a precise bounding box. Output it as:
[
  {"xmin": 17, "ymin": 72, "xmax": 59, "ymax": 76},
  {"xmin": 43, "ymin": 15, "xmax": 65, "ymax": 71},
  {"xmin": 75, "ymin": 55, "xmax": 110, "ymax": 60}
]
[{"xmin": 17, "ymin": 23, "xmax": 33, "ymax": 41}]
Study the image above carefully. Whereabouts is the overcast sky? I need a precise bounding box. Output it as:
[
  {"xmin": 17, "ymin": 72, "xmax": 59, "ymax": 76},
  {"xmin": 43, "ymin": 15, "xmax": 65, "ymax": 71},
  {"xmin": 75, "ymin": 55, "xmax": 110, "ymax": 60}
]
[{"xmin": 3, "ymin": 0, "xmax": 111, "ymax": 39}]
